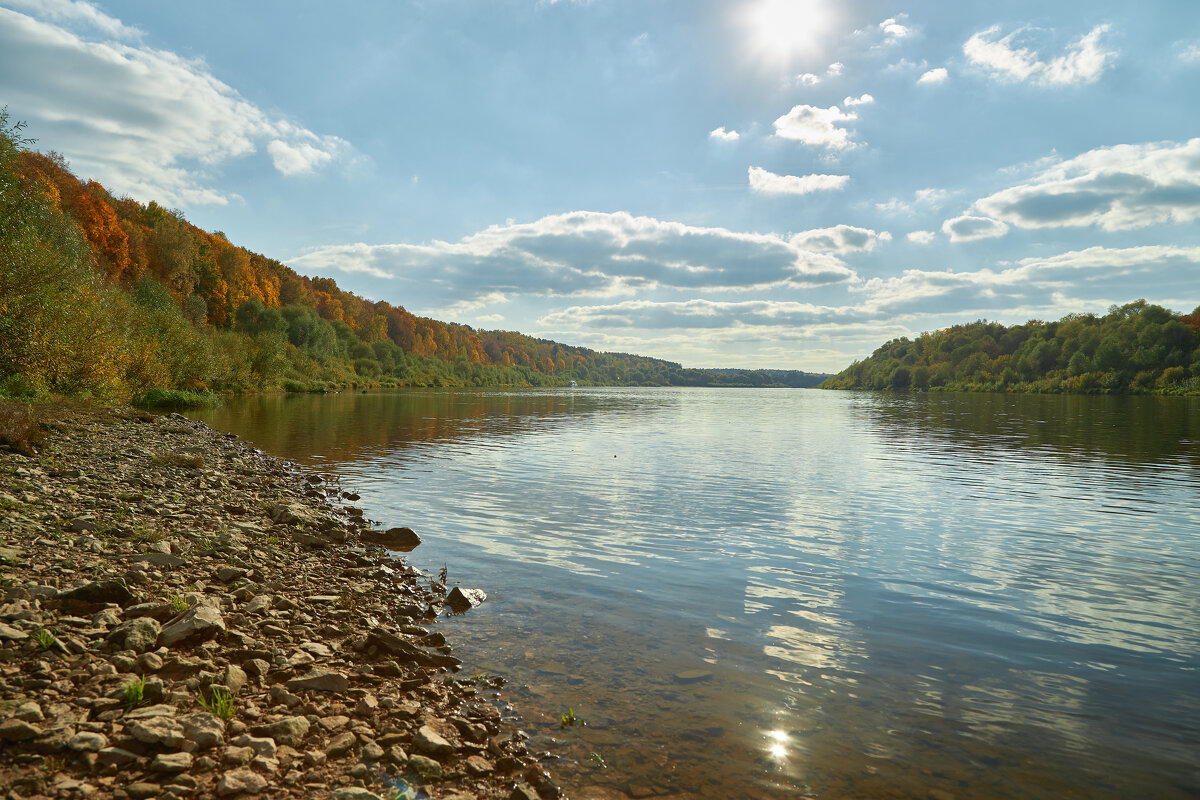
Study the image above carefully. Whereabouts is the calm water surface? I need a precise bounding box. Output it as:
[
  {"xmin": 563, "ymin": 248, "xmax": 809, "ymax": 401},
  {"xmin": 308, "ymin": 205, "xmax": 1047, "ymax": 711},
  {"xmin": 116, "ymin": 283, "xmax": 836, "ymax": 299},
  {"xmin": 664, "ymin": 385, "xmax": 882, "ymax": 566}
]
[{"xmin": 192, "ymin": 388, "xmax": 1200, "ymax": 799}]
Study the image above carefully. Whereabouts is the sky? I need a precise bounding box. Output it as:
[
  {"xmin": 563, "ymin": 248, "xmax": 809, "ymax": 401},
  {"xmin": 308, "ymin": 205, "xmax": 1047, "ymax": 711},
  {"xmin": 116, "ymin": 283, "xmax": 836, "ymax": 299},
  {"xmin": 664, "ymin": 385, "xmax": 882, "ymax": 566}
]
[{"xmin": 1, "ymin": 0, "xmax": 1198, "ymax": 372}]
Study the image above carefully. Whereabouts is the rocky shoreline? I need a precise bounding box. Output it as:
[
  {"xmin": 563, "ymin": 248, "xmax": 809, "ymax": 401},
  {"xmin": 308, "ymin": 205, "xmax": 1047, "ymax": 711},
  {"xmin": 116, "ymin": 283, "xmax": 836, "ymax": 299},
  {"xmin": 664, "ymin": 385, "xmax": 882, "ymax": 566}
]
[{"xmin": 0, "ymin": 404, "xmax": 558, "ymax": 800}]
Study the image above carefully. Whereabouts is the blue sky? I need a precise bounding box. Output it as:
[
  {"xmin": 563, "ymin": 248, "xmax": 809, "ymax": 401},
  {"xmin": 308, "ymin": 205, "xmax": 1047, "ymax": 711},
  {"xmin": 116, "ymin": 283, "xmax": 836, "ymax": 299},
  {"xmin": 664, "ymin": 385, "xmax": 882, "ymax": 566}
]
[{"xmin": 2, "ymin": 0, "xmax": 1198, "ymax": 371}]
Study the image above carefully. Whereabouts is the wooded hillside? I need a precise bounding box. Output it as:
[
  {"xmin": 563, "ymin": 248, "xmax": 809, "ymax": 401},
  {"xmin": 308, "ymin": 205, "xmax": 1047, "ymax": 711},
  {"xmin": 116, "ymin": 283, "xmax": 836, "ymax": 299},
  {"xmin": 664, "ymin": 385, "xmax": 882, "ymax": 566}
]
[{"xmin": 0, "ymin": 112, "xmax": 824, "ymax": 402}]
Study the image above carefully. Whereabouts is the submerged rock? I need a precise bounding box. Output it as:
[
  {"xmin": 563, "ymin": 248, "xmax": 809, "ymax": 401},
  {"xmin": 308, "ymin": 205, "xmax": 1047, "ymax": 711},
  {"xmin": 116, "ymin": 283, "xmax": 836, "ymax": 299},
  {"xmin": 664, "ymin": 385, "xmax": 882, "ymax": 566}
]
[{"xmin": 445, "ymin": 586, "xmax": 486, "ymax": 612}]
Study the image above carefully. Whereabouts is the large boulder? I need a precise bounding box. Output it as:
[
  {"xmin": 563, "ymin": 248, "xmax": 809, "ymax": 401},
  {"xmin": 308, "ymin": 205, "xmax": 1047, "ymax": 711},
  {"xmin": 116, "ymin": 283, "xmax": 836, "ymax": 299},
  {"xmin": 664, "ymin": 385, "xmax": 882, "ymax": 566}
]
[{"xmin": 360, "ymin": 527, "xmax": 421, "ymax": 550}]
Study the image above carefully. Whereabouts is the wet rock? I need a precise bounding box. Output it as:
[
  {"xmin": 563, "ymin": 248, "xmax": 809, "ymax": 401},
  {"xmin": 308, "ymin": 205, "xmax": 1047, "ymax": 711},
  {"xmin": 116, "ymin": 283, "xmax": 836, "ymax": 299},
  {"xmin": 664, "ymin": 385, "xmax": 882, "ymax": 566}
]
[
  {"xmin": 445, "ymin": 586, "xmax": 486, "ymax": 612},
  {"xmin": 360, "ymin": 527, "xmax": 422, "ymax": 550},
  {"xmin": 215, "ymin": 767, "xmax": 267, "ymax": 797},
  {"xmin": 672, "ymin": 670, "xmax": 713, "ymax": 684},
  {"xmin": 157, "ymin": 604, "xmax": 224, "ymax": 647},
  {"xmin": 509, "ymin": 786, "xmax": 540, "ymax": 800},
  {"xmin": 366, "ymin": 627, "xmax": 461, "ymax": 670},
  {"xmin": 286, "ymin": 668, "xmax": 348, "ymax": 693}
]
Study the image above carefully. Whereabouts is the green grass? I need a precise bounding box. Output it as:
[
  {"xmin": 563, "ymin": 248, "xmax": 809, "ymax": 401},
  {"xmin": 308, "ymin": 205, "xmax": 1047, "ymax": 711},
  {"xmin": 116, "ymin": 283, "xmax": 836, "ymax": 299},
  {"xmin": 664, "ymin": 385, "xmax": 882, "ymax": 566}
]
[
  {"xmin": 123, "ymin": 676, "xmax": 147, "ymax": 712},
  {"xmin": 167, "ymin": 594, "xmax": 192, "ymax": 614},
  {"xmin": 33, "ymin": 628, "xmax": 57, "ymax": 651},
  {"xmin": 560, "ymin": 707, "xmax": 576, "ymax": 729},
  {"xmin": 197, "ymin": 686, "xmax": 236, "ymax": 719}
]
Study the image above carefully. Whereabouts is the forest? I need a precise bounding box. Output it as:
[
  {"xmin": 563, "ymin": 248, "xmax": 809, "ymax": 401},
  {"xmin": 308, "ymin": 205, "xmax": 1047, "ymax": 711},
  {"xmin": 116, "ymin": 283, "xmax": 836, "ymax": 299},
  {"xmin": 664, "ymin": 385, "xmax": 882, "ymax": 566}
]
[
  {"xmin": 820, "ymin": 301, "xmax": 1200, "ymax": 395},
  {"xmin": 0, "ymin": 112, "xmax": 824, "ymax": 403}
]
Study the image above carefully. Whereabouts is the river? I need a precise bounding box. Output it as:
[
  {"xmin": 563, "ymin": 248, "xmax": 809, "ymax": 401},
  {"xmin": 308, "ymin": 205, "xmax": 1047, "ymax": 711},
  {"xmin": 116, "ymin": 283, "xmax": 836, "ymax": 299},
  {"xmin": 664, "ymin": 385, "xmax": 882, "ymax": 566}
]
[{"xmin": 190, "ymin": 388, "xmax": 1200, "ymax": 799}]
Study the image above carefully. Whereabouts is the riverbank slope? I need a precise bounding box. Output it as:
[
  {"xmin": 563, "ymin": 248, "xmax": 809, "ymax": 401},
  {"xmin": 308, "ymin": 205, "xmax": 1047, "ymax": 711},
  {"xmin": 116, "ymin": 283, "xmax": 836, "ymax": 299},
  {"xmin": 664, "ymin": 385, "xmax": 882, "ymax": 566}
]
[{"xmin": 0, "ymin": 403, "xmax": 555, "ymax": 800}]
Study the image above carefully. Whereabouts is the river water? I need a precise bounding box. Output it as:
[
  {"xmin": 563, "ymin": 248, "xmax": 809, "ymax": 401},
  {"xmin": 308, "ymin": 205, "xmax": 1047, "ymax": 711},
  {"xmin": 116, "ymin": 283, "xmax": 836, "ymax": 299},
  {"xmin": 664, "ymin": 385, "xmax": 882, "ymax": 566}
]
[{"xmin": 191, "ymin": 388, "xmax": 1200, "ymax": 799}]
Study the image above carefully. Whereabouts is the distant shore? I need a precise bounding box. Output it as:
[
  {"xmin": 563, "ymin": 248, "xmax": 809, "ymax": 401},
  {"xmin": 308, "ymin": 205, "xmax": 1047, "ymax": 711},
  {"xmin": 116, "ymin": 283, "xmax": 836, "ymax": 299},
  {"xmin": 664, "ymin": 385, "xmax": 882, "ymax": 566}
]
[{"xmin": 0, "ymin": 403, "xmax": 557, "ymax": 800}]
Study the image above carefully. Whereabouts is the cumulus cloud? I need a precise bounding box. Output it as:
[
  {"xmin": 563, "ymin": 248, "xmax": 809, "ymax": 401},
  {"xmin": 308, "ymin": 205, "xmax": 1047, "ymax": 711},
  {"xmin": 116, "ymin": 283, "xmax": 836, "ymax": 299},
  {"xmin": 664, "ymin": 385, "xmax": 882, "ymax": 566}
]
[
  {"xmin": 972, "ymin": 138, "xmax": 1200, "ymax": 231},
  {"xmin": 1178, "ymin": 42, "xmax": 1200, "ymax": 64},
  {"xmin": 964, "ymin": 24, "xmax": 1116, "ymax": 86},
  {"xmin": 918, "ymin": 67, "xmax": 948, "ymax": 84},
  {"xmin": 854, "ymin": 16, "xmax": 914, "ymax": 48},
  {"xmin": 0, "ymin": 5, "xmax": 349, "ymax": 206},
  {"xmin": 709, "ymin": 126, "xmax": 740, "ymax": 142},
  {"xmin": 826, "ymin": 61, "xmax": 844, "ymax": 77},
  {"xmin": 293, "ymin": 211, "xmax": 859, "ymax": 309},
  {"xmin": 843, "ymin": 93, "xmax": 875, "ymax": 107},
  {"xmin": 879, "ymin": 17, "xmax": 913, "ymax": 42},
  {"xmin": 941, "ymin": 215, "xmax": 1009, "ymax": 242},
  {"xmin": 795, "ymin": 73, "xmax": 821, "ymax": 86},
  {"xmin": 748, "ymin": 167, "xmax": 849, "ymax": 195},
  {"xmin": 791, "ymin": 225, "xmax": 891, "ymax": 254},
  {"xmin": 772, "ymin": 103, "xmax": 860, "ymax": 149},
  {"xmin": 907, "ymin": 230, "xmax": 936, "ymax": 244}
]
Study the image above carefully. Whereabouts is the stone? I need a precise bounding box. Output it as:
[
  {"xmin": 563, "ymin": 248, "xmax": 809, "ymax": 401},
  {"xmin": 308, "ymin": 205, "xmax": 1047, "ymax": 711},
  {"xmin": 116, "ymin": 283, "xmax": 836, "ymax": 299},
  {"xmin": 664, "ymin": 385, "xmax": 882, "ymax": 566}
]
[
  {"xmin": 129, "ymin": 553, "xmax": 188, "ymax": 568},
  {"xmin": 316, "ymin": 715, "xmax": 349, "ymax": 733},
  {"xmin": 0, "ymin": 621, "xmax": 28, "ymax": 641},
  {"xmin": 128, "ymin": 716, "xmax": 186, "ymax": 748},
  {"xmin": 509, "ymin": 787, "xmax": 540, "ymax": 800},
  {"xmin": 268, "ymin": 685, "xmax": 302, "ymax": 708},
  {"xmin": 249, "ymin": 715, "xmax": 309, "ymax": 746},
  {"xmin": 126, "ymin": 783, "xmax": 160, "ymax": 799},
  {"xmin": 243, "ymin": 595, "xmax": 271, "ymax": 615},
  {"xmin": 137, "ymin": 652, "xmax": 164, "ymax": 673},
  {"xmin": 56, "ymin": 578, "xmax": 137, "ymax": 605},
  {"xmin": 243, "ymin": 658, "xmax": 270, "ymax": 678},
  {"xmin": 224, "ymin": 745, "xmax": 253, "ymax": 765},
  {"xmin": 465, "ymin": 755, "xmax": 495, "ymax": 775},
  {"xmin": 672, "ymin": 670, "xmax": 713, "ymax": 684},
  {"xmin": 383, "ymin": 745, "xmax": 407, "ymax": 766},
  {"xmin": 109, "ymin": 617, "xmax": 162, "ymax": 653},
  {"xmin": 231, "ymin": 734, "xmax": 277, "ymax": 759},
  {"xmin": 180, "ymin": 712, "xmax": 226, "ymax": 749},
  {"xmin": 93, "ymin": 608, "xmax": 123, "ymax": 628},
  {"xmin": 157, "ymin": 604, "xmax": 225, "ymax": 647},
  {"xmin": 220, "ymin": 663, "xmax": 248, "ymax": 694},
  {"xmin": 445, "ymin": 586, "xmax": 486, "ymax": 612},
  {"xmin": 366, "ymin": 627, "xmax": 461, "ymax": 670},
  {"xmin": 97, "ymin": 747, "xmax": 140, "ymax": 766},
  {"xmin": 325, "ymin": 731, "xmax": 357, "ymax": 758},
  {"xmin": 408, "ymin": 754, "xmax": 443, "ymax": 780},
  {"xmin": 353, "ymin": 694, "xmax": 378, "ymax": 717},
  {"xmin": 215, "ymin": 767, "xmax": 267, "ymax": 797},
  {"xmin": 298, "ymin": 641, "xmax": 332, "ymax": 658},
  {"xmin": 0, "ymin": 719, "xmax": 42, "ymax": 741},
  {"xmin": 215, "ymin": 566, "xmax": 249, "ymax": 583},
  {"xmin": 360, "ymin": 527, "xmax": 422, "ymax": 550},
  {"xmin": 68, "ymin": 731, "xmax": 109, "ymax": 751},
  {"xmin": 330, "ymin": 790, "xmax": 385, "ymax": 800},
  {"xmin": 286, "ymin": 668, "xmax": 348, "ymax": 693},
  {"xmin": 149, "ymin": 751, "xmax": 193, "ymax": 773},
  {"xmin": 15, "ymin": 700, "xmax": 44, "ymax": 722},
  {"xmin": 413, "ymin": 725, "xmax": 453, "ymax": 757}
]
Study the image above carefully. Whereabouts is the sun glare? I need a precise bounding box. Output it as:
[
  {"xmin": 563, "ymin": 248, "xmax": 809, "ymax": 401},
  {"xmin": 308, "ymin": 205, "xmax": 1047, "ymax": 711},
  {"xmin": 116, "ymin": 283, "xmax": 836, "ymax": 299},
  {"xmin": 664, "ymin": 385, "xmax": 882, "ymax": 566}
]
[{"xmin": 746, "ymin": 0, "xmax": 833, "ymax": 65}]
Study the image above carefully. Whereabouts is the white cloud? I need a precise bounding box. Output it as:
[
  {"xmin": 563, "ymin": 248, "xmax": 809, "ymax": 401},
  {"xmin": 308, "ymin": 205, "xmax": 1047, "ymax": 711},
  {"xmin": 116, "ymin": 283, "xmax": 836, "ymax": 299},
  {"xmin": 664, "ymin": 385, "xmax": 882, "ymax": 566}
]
[
  {"xmin": 907, "ymin": 230, "xmax": 937, "ymax": 244},
  {"xmin": 795, "ymin": 72, "xmax": 821, "ymax": 86},
  {"xmin": 293, "ymin": 211, "xmax": 859, "ymax": 309},
  {"xmin": 2, "ymin": 0, "xmax": 141, "ymax": 39},
  {"xmin": 772, "ymin": 103, "xmax": 860, "ymax": 150},
  {"xmin": 941, "ymin": 215, "xmax": 1009, "ymax": 242},
  {"xmin": 791, "ymin": 225, "xmax": 891, "ymax": 254},
  {"xmin": 843, "ymin": 93, "xmax": 875, "ymax": 107},
  {"xmin": 826, "ymin": 62, "xmax": 844, "ymax": 77},
  {"xmin": 880, "ymin": 17, "xmax": 913, "ymax": 41},
  {"xmin": 1178, "ymin": 42, "xmax": 1200, "ymax": 64},
  {"xmin": 918, "ymin": 67, "xmax": 948, "ymax": 84},
  {"xmin": 964, "ymin": 24, "xmax": 1116, "ymax": 86},
  {"xmin": 748, "ymin": 167, "xmax": 849, "ymax": 195},
  {"xmin": 972, "ymin": 138, "xmax": 1200, "ymax": 231},
  {"xmin": 709, "ymin": 126, "xmax": 740, "ymax": 142},
  {"xmin": 876, "ymin": 188, "xmax": 948, "ymax": 214},
  {"xmin": 0, "ymin": 5, "xmax": 349, "ymax": 206}
]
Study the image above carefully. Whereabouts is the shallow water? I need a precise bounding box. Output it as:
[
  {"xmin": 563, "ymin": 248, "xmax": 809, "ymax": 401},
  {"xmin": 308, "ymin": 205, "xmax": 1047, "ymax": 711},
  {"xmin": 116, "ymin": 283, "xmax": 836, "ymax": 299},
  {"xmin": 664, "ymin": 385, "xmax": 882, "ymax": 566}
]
[{"xmin": 192, "ymin": 388, "xmax": 1200, "ymax": 799}]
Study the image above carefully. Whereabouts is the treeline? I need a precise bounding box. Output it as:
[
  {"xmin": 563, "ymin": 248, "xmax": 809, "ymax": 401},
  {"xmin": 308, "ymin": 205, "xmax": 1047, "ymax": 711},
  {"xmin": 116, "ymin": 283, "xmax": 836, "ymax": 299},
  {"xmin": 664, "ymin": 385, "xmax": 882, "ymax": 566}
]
[
  {"xmin": 821, "ymin": 301, "xmax": 1200, "ymax": 395},
  {"xmin": 0, "ymin": 112, "xmax": 813, "ymax": 401}
]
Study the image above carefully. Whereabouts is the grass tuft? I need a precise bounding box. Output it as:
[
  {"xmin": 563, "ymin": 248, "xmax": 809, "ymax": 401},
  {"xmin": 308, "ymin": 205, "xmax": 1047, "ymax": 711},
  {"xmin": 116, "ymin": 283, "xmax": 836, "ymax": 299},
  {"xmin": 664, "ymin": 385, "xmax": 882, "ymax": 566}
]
[{"xmin": 197, "ymin": 686, "xmax": 236, "ymax": 719}]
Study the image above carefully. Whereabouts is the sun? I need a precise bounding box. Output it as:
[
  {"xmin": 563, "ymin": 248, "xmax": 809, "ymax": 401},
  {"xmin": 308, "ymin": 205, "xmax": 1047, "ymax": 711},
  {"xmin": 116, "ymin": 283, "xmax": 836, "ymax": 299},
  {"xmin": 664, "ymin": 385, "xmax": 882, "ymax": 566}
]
[{"xmin": 745, "ymin": 0, "xmax": 834, "ymax": 65}]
